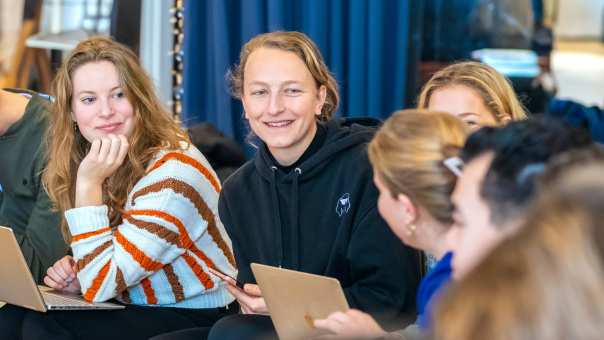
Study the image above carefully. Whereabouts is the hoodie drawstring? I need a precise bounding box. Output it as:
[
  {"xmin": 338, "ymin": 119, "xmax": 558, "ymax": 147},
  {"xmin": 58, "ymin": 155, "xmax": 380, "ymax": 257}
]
[
  {"xmin": 269, "ymin": 166, "xmax": 284, "ymax": 267},
  {"xmin": 290, "ymin": 167, "xmax": 302, "ymax": 269}
]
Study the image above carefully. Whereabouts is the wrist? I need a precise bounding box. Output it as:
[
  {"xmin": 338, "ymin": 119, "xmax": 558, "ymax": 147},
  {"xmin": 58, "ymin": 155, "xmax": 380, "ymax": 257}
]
[
  {"xmin": 75, "ymin": 178, "xmax": 103, "ymax": 207},
  {"xmin": 77, "ymin": 177, "xmax": 102, "ymax": 189}
]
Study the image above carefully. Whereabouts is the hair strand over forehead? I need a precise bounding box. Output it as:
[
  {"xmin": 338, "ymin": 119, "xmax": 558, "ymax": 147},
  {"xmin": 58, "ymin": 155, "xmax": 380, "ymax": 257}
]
[{"xmin": 229, "ymin": 31, "xmax": 339, "ymax": 120}]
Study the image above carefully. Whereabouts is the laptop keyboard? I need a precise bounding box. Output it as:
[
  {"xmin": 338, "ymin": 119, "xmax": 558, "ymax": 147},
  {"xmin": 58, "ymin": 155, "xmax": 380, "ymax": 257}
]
[
  {"xmin": 41, "ymin": 290, "xmax": 125, "ymax": 310},
  {"xmin": 42, "ymin": 291, "xmax": 95, "ymax": 307}
]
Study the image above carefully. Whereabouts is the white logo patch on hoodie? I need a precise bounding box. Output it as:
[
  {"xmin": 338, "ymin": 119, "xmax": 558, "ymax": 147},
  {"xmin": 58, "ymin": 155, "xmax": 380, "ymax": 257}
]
[{"xmin": 336, "ymin": 193, "xmax": 351, "ymax": 217}]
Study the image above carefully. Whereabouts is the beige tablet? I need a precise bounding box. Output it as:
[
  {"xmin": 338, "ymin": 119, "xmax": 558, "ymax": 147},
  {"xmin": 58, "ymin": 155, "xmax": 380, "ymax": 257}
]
[{"xmin": 251, "ymin": 263, "xmax": 349, "ymax": 340}]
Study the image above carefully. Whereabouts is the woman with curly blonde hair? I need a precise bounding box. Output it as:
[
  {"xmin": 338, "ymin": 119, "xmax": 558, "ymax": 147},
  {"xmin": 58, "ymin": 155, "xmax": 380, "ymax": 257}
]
[
  {"xmin": 418, "ymin": 61, "xmax": 527, "ymax": 130},
  {"xmin": 0, "ymin": 36, "xmax": 237, "ymax": 340}
]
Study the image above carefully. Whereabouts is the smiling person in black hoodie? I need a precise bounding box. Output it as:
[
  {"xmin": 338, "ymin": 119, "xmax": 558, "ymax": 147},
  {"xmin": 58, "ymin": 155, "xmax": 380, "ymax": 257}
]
[
  {"xmin": 152, "ymin": 30, "xmax": 421, "ymax": 340},
  {"xmin": 198, "ymin": 31, "xmax": 420, "ymax": 340}
]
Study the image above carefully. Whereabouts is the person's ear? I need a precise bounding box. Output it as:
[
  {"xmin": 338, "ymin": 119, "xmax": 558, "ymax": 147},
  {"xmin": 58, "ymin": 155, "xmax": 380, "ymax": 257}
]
[
  {"xmin": 241, "ymin": 97, "xmax": 250, "ymax": 119},
  {"xmin": 396, "ymin": 193, "xmax": 418, "ymax": 224},
  {"xmin": 315, "ymin": 85, "xmax": 327, "ymax": 117}
]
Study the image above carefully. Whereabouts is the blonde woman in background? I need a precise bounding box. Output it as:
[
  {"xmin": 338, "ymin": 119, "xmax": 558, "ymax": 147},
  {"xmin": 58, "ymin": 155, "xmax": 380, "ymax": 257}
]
[
  {"xmin": 433, "ymin": 161, "xmax": 604, "ymax": 340},
  {"xmin": 418, "ymin": 61, "xmax": 527, "ymax": 130},
  {"xmin": 314, "ymin": 110, "xmax": 467, "ymax": 339}
]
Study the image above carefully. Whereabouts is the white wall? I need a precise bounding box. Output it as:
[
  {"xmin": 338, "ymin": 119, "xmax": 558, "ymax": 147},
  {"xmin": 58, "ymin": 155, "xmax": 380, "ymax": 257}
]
[
  {"xmin": 556, "ymin": 0, "xmax": 604, "ymax": 38},
  {"xmin": 40, "ymin": 0, "xmax": 113, "ymax": 34},
  {"xmin": 140, "ymin": 0, "xmax": 173, "ymax": 111}
]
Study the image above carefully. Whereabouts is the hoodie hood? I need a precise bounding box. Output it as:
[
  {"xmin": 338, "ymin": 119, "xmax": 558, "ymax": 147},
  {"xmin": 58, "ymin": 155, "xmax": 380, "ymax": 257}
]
[{"xmin": 254, "ymin": 117, "xmax": 381, "ymax": 182}]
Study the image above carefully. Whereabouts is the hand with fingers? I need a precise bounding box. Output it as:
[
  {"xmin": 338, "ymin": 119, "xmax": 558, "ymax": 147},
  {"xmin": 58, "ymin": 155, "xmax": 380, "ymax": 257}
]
[
  {"xmin": 313, "ymin": 309, "xmax": 387, "ymax": 339},
  {"xmin": 43, "ymin": 255, "xmax": 81, "ymax": 294},
  {"xmin": 208, "ymin": 268, "xmax": 269, "ymax": 315},
  {"xmin": 226, "ymin": 282, "xmax": 269, "ymax": 315},
  {"xmin": 75, "ymin": 134, "xmax": 129, "ymax": 207},
  {"xmin": 78, "ymin": 134, "xmax": 129, "ymax": 184}
]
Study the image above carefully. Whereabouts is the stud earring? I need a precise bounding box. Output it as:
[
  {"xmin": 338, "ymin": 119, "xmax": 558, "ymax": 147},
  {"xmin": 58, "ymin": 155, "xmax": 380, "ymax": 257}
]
[{"xmin": 405, "ymin": 223, "xmax": 417, "ymax": 236}]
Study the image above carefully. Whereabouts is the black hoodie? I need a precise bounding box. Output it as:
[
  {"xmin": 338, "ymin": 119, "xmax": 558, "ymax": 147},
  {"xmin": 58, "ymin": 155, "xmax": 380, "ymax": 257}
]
[{"xmin": 219, "ymin": 117, "xmax": 421, "ymax": 326}]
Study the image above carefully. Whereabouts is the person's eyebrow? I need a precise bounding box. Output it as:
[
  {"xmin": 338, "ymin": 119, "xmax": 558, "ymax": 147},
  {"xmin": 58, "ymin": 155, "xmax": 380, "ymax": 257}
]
[
  {"xmin": 75, "ymin": 86, "xmax": 121, "ymax": 97},
  {"xmin": 281, "ymin": 80, "xmax": 302, "ymax": 86},
  {"xmin": 247, "ymin": 80, "xmax": 302, "ymax": 86},
  {"xmin": 75, "ymin": 90, "xmax": 96, "ymax": 96}
]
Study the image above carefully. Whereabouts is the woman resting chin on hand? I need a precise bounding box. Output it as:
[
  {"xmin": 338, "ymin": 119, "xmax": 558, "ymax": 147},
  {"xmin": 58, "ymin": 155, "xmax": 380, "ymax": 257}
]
[{"xmin": 0, "ymin": 36, "xmax": 237, "ymax": 340}]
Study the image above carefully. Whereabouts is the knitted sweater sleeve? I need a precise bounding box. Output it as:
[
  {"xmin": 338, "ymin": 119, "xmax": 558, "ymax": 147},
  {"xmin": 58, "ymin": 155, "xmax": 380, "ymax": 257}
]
[{"xmin": 65, "ymin": 150, "xmax": 225, "ymax": 302}]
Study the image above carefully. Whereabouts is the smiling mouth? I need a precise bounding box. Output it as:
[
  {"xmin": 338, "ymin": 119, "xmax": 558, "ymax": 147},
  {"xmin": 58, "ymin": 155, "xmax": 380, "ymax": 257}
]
[
  {"xmin": 264, "ymin": 120, "xmax": 293, "ymax": 128},
  {"xmin": 96, "ymin": 123, "xmax": 122, "ymax": 132}
]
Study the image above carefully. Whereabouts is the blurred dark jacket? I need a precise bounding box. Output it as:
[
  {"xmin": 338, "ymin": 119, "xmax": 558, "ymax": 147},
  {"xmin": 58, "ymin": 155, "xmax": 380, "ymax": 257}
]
[{"xmin": 187, "ymin": 123, "xmax": 246, "ymax": 183}]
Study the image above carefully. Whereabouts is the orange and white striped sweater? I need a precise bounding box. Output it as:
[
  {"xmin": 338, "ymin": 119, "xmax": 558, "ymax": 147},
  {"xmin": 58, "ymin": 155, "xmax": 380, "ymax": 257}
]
[{"xmin": 65, "ymin": 144, "xmax": 237, "ymax": 308}]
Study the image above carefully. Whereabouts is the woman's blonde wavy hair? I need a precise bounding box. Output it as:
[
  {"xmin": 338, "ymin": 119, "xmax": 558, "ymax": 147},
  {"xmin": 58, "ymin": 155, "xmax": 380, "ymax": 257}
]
[
  {"xmin": 229, "ymin": 31, "xmax": 339, "ymax": 120},
  {"xmin": 43, "ymin": 36, "xmax": 189, "ymax": 242},
  {"xmin": 417, "ymin": 61, "xmax": 528, "ymax": 124},
  {"xmin": 368, "ymin": 110, "xmax": 467, "ymax": 225}
]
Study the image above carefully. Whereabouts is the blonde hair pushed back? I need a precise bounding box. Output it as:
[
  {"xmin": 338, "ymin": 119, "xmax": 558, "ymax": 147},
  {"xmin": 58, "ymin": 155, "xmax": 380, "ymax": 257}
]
[
  {"xmin": 368, "ymin": 110, "xmax": 467, "ymax": 225},
  {"xmin": 229, "ymin": 31, "xmax": 339, "ymax": 120},
  {"xmin": 44, "ymin": 36, "xmax": 189, "ymax": 241},
  {"xmin": 417, "ymin": 61, "xmax": 528, "ymax": 123}
]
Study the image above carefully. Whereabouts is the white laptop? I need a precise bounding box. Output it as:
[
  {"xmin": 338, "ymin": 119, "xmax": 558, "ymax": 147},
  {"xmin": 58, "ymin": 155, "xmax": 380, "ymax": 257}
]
[{"xmin": 0, "ymin": 226, "xmax": 124, "ymax": 312}]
